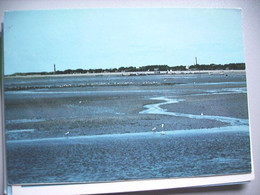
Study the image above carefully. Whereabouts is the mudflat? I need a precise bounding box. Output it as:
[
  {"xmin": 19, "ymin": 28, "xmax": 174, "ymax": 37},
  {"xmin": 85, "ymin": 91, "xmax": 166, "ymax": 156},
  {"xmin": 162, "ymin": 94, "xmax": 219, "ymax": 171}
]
[{"xmin": 5, "ymin": 72, "xmax": 251, "ymax": 184}]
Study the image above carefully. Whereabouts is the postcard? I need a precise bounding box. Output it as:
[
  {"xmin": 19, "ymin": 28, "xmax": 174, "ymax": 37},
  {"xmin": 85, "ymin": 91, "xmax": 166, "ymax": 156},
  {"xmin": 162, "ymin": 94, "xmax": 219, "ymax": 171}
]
[{"xmin": 3, "ymin": 8, "xmax": 253, "ymax": 193}]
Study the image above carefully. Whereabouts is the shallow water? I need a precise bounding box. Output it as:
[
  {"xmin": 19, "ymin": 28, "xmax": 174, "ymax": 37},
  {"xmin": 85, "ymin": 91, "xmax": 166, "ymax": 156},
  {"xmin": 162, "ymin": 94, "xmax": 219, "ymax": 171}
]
[
  {"xmin": 5, "ymin": 73, "xmax": 251, "ymax": 184},
  {"xmin": 5, "ymin": 74, "xmax": 246, "ymax": 91},
  {"xmin": 7, "ymin": 127, "xmax": 251, "ymax": 184},
  {"xmin": 140, "ymin": 96, "xmax": 249, "ymax": 126}
]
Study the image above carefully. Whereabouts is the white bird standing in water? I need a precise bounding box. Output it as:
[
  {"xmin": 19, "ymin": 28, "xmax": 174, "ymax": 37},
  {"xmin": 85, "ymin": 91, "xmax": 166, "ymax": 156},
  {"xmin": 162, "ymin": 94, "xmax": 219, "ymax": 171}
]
[{"xmin": 161, "ymin": 124, "xmax": 165, "ymax": 135}]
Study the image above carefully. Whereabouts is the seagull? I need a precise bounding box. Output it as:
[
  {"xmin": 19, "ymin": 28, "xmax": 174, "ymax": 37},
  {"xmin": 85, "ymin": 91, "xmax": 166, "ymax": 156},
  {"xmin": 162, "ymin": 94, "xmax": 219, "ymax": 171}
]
[
  {"xmin": 152, "ymin": 127, "xmax": 157, "ymax": 131},
  {"xmin": 79, "ymin": 101, "xmax": 82, "ymax": 104},
  {"xmin": 65, "ymin": 131, "xmax": 70, "ymax": 136},
  {"xmin": 201, "ymin": 113, "xmax": 204, "ymax": 116},
  {"xmin": 161, "ymin": 124, "xmax": 166, "ymax": 135}
]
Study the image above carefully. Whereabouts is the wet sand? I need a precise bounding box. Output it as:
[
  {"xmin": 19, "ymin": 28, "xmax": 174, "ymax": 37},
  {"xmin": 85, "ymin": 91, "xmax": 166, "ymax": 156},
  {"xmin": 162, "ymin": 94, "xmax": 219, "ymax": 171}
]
[
  {"xmin": 5, "ymin": 86, "xmax": 238, "ymax": 140},
  {"xmin": 5, "ymin": 74, "xmax": 249, "ymax": 138},
  {"xmin": 4, "ymin": 72, "xmax": 251, "ymax": 184}
]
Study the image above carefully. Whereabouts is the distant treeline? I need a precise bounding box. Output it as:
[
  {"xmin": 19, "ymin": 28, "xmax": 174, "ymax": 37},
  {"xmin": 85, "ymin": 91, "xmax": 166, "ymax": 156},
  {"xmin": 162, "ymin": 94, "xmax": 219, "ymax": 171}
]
[
  {"xmin": 10, "ymin": 63, "xmax": 245, "ymax": 76},
  {"xmin": 189, "ymin": 63, "xmax": 245, "ymax": 71}
]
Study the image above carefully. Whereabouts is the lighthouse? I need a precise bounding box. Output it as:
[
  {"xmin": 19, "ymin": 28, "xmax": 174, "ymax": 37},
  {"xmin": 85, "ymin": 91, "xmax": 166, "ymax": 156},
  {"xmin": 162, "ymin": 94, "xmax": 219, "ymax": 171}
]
[
  {"xmin": 194, "ymin": 57, "xmax": 198, "ymax": 65},
  {"xmin": 54, "ymin": 64, "xmax": 56, "ymax": 74}
]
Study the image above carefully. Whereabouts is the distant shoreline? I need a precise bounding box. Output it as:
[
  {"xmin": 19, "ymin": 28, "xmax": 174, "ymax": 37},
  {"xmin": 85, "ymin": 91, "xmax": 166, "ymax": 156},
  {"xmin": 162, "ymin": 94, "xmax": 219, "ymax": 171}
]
[{"xmin": 4, "ymin": 70, "xmax": 246, "ymax": 79}]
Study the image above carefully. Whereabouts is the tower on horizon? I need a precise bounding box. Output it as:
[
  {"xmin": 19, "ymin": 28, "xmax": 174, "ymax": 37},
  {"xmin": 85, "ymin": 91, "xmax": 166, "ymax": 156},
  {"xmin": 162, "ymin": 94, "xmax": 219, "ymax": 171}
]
[
  {"xmin": 54, "ymin": 64, "xmax": 56, "ymax": 74},
  {"xmin": 194, "ymin": 57, "xmax": 198, "ymax": 65}
]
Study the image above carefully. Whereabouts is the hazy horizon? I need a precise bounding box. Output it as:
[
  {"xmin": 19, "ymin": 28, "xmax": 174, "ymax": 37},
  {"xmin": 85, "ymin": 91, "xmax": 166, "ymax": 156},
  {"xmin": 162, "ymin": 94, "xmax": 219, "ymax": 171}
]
[
  {"xmin": 4, "ymin": 8, "xmax": 245, "ymax": 75},
  {"xmin": 6, "ymin": 62, "xmax": 246, "ymax": 76}
]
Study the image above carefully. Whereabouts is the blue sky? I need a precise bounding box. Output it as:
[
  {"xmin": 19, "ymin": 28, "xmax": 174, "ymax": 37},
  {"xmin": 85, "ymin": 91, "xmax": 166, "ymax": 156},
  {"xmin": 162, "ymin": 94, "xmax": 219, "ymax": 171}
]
[{"xmin": 4, "ymin": 8, "xmax": 245, "ymax": 74}]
